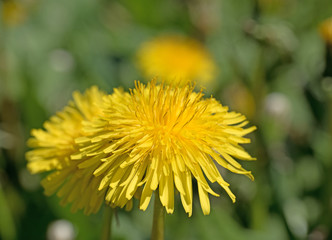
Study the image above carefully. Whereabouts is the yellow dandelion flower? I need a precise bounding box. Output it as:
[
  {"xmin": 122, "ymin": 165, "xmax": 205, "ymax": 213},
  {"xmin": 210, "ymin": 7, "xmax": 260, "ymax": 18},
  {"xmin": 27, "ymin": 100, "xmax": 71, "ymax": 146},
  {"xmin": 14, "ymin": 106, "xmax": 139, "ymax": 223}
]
[
  {"xmin": 136, "ymin": 35, "xmax": 217, "ymax": 86},
  {"xmin": 2, "ymin": 1, "xmax": 27, "ymax": 26},
  {"xmin": 320, "ymin": 17, "xmax": 332, "ymax": 46},
  {"xmin": 76, "ymin": 81, "xmax": 256, "ymax": 216},
  {"xmin": 26, "ymin": 86, "xmax": 113, "ymax": 215}
]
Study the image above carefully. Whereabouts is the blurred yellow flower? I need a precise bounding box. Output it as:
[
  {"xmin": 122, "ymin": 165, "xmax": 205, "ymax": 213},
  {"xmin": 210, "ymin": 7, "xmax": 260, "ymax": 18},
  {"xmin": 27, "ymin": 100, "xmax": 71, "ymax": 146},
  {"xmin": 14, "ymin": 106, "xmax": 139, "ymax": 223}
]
[
  {"xmin": 224, "ymin": 83, "xmax": 256, "ymax": 120},
  {"xmin": 136, "ymin": 36, "xmax": 217, "ymax": 86},
  {"xmin": 26, "ymin": 86, "xmax": 112, "ymax": 215},
  {"xmin": 76, "ymin": 81, "xmax": 256, "ymax": 216},
  {"xmin": 320, "ymin": 17, "xmax": 332, "ymax": 46},
  {"xmin": 2, "ymin": 1, "xmax": 27, "ymax": 26}
]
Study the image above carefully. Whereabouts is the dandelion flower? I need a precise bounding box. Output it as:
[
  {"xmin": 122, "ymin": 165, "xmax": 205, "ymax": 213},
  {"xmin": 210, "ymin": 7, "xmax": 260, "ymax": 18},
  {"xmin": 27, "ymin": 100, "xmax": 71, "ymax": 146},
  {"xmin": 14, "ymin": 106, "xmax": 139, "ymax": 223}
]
[
  {"xmin": 136, "ymin": 35, "xmax": 217, "ymax": 86},
  {"xmin": 320, "ymin": 17, "xmax": 332, "ymax": 46},
  {"xmin": 76, "ymin": 81, "xmax": 256, "ymax": 216},
  {"xmin": 26, "ymin": 86, "xmax": 111, "ymax": 215},
  {"xmin": 2, "ymin": 0, "xmax": 27, "ymax": 26}
]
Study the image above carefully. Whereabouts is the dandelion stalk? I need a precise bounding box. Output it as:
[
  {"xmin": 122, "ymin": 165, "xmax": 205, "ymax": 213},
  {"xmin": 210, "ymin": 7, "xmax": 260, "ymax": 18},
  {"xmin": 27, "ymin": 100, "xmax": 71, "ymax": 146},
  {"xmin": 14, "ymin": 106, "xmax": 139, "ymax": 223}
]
[
  {"xmin": 151, "ymin": 190, "xmax": 165, "ymax": 240},
  {"xmin": 101, "ymin": 206, "xmax": 113, "ymax": 240}
]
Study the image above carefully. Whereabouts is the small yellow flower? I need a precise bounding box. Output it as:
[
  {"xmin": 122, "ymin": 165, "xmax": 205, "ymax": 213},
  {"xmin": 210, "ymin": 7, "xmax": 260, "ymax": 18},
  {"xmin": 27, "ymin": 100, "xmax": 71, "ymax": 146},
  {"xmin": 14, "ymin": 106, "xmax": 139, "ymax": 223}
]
[
  {"xmin": 26, "ymin": 86, "xmax": 111, "ymax": 215},
  {"xmin": 320, "ymin": 17, "xmax": 332, "ymax": 46},
  {"xmin": 76, "ymin": 81, "xmax": 256, "ymax": 216},
  {"xmin": 2, "ymin": 1, "xmax": 27, "ymax": 26},
  {"xmin": 136, "ymin": 35, "xmax": 217, "ymax": 86}
]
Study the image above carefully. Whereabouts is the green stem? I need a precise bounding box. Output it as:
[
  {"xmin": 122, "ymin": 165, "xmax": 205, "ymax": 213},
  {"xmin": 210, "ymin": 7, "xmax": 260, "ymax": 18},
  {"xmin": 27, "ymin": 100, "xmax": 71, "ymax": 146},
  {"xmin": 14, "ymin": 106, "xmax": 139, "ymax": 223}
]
[
  {"xmin": 151, "ymin": 191, "xmax": 165, "ymax": 240},
  {"xmin": 101, "ymin": 206, "xmax": 113, "ymax": 240}
]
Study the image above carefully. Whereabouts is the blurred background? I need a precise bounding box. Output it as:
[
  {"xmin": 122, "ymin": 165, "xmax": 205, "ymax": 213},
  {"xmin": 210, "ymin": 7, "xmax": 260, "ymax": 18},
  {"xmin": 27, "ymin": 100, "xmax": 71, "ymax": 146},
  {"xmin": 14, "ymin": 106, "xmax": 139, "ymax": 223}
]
[{"xmin": 1, "ymin": 0, "xmax": 332, "ymax": 239}]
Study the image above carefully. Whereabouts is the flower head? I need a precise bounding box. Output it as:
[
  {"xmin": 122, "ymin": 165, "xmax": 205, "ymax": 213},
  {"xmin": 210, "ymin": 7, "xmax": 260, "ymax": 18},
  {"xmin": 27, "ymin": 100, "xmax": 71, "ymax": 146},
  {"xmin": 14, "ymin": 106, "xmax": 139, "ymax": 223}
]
[
  {"xmin": 77, "ymin": 81, "xmax": 256, "ymax": 216},
  {"xmin": 2, "ymin": 1, "xmax": 27, "ymax": 26},
  {"xmin": 26, "ymin": 86, "xmax": 112, "ymax": 215},
  {"xmin": 320, "ymin": 17, "xmax": 332, "ymax": 46},
  {"xmin": 136, "ymin": 35, "xmax": 217, "ymax": 86}
]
